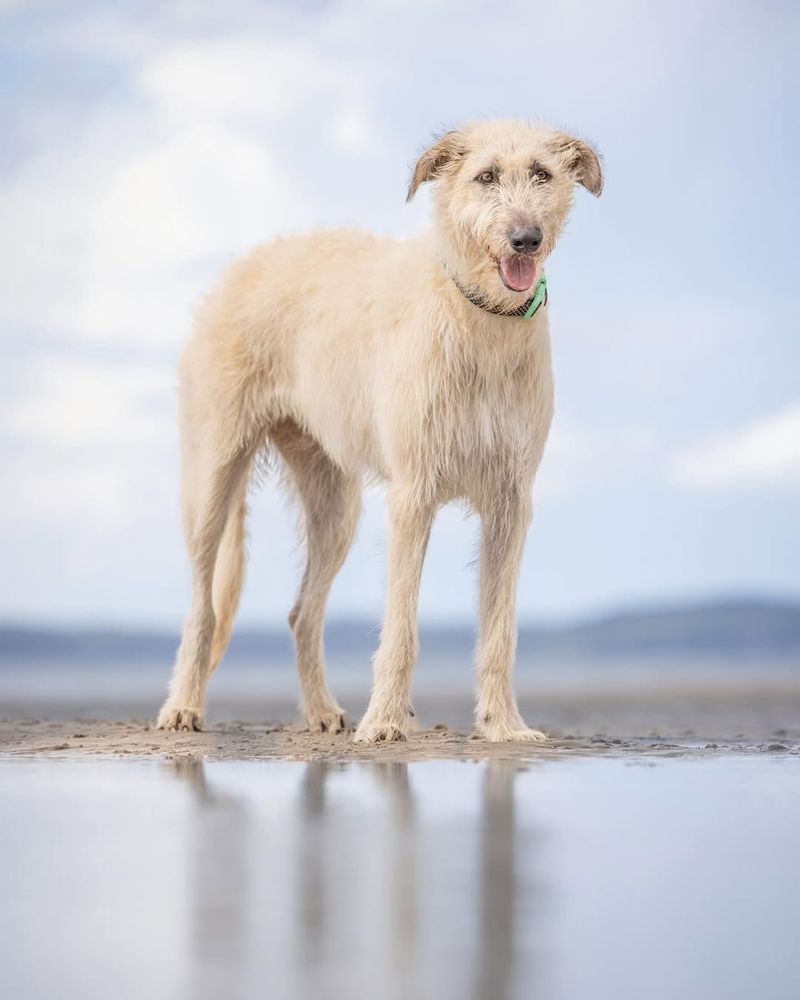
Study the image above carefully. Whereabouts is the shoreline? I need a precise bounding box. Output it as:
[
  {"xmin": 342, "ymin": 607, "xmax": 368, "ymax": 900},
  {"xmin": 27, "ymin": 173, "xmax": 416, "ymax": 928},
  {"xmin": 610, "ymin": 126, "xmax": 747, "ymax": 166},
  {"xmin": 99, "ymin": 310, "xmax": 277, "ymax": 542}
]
[{"xmin": 2, "ymin": 718, "xmax": 798, "ymax": 763}]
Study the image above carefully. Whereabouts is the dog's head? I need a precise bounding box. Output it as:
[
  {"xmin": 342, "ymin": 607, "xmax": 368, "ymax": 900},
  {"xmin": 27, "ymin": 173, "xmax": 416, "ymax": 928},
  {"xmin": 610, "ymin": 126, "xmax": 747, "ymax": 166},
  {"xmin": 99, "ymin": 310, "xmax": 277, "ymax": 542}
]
[{"xmin": 408, "ymin": 119, "xmax": 602, "ymax": 307}]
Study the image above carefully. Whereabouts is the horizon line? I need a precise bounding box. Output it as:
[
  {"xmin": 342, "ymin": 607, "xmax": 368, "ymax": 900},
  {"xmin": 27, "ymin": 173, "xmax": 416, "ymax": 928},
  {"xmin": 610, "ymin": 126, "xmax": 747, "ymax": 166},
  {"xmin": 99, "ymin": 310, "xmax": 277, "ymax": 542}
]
[{"xmin": 1, "ymin": 590, "xmax": 799, "ymax": 636}]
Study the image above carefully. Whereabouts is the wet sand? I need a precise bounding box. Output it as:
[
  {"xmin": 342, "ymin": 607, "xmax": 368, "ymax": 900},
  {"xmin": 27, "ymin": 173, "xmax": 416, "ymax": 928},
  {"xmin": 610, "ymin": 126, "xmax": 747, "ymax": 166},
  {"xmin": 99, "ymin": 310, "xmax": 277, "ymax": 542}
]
[
  {"xmin": 3, "ymin": 677, "xmax": 800, "ymax": 761},
  {"xmin": 2, "ymin": 716, "xmax": 799, "ymax": 762}
]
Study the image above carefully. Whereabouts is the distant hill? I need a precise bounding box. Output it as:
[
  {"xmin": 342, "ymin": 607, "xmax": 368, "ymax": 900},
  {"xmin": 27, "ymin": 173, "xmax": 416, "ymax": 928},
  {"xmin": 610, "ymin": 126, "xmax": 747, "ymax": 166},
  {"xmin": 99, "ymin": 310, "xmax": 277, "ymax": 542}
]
[
  {"xmin": 1, "ymin": 597, "xmax": 798, "ymax": 666},
  {"xmin": 517, "ymin": 598, "xmax": 800, "ymax": 659}
]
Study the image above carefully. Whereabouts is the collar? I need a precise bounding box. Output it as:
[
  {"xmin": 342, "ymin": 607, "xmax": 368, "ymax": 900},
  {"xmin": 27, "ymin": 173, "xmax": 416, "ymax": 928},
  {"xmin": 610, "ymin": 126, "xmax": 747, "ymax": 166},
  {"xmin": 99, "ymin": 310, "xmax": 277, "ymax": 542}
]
[{"xmin": 448, "ymin": 270, "xmax": 548, "ymax": 319}]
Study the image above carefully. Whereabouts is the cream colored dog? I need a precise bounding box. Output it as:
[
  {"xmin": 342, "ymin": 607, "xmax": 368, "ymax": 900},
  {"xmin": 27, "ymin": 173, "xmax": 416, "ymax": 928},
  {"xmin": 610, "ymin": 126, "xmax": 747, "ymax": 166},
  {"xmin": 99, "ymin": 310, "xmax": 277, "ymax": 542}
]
[{"xmin": 157, "ymin": 118, "xmax": 602, "ymax": 742}]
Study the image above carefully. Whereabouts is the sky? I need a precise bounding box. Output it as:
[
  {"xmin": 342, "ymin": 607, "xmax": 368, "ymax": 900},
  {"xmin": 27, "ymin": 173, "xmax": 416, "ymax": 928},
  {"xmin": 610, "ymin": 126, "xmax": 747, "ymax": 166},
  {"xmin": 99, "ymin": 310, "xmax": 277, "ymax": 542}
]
[{"xmin": 1, "ymin": 0, "xmax": 799, "ymax": 629}]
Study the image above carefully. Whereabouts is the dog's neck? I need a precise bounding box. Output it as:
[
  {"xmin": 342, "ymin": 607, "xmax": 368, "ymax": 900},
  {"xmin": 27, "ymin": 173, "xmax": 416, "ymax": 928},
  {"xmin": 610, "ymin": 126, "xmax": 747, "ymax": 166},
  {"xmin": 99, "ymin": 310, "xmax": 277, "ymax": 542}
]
[
  {"xmin": 437, "ymin": 254, "xmax": 548, "ymax": 320},
  {"xmin": 446, "ymin": 268, "xmax": 547, "ymax": 320}
]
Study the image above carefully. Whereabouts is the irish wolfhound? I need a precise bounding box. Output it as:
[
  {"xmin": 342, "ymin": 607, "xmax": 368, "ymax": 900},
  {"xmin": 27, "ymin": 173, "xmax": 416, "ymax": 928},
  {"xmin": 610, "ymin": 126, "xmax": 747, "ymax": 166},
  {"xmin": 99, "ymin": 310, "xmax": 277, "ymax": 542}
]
[{"xmin": 157, "ymin": 118, "xmax": 602, "ymax": 742}]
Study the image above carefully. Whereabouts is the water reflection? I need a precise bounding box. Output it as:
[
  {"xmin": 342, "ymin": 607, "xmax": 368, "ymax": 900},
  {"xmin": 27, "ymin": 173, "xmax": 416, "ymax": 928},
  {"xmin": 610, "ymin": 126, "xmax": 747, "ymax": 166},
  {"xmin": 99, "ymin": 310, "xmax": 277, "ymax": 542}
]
[
  {"xmin": 4, "ymin": 756, "xmax": 798, "ymax": 1000},
  {"xmin": 475, "ymin": 761, "xmax": 522, "ymax": 1000},
  {"xmin": 165, "ymin": 758, "xmax": 251, "ymax": 999},
  {"xmin": 166, "ymin": 757, "xmax": 536, "ymax": 1000}
]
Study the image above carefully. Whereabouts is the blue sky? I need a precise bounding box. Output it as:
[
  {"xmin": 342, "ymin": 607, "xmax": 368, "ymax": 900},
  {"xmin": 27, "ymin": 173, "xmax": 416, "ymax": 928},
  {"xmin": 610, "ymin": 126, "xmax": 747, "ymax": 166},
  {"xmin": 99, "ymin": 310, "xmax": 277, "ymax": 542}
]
[{"xmin": 1, "ymin": 0, "xmax": 798, "ymax": 627}]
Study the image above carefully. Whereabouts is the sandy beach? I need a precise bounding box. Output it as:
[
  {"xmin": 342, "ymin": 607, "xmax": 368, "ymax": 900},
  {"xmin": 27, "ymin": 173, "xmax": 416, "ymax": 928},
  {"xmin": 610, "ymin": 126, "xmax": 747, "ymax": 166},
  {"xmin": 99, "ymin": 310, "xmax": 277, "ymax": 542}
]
[
  {"xmin": 3, "ymin": 674, "xmax": 800, "ymax": 761},
  {"xmin": 2, "ymin": 714, "xmax": 799, "ymax": 762}
]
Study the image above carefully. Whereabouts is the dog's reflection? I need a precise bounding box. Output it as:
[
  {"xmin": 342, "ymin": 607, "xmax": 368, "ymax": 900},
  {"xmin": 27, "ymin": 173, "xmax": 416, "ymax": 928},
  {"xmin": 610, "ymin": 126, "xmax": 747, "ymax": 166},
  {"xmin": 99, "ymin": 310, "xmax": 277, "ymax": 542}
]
[
  {"xmin": 166, "ymin": 756, "xmax": 535, "ymax": 1000},
  {"xmin": 294, "ymin": 760, "xmax": 420, "ymax": 1000},
  {"xmin": 473, "ymin": 760, "xmax": 521, "ymax": 1000},
  {"xmin": 163, "ymin": 758, "xmax": 249, "ymax": 1000}
]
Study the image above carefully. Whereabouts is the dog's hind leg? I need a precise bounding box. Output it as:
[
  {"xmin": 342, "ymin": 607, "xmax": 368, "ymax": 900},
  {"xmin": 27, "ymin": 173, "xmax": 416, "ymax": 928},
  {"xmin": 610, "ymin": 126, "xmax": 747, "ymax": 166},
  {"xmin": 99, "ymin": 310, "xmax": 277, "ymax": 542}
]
[
  {"xmin": 157, "ymin": 445, "xmax": 254, "ymax": 732},
  {"xmin": 208, "ymin": 466, "xmax": 252, "ymax": 675},
  {"xmin": 272, "ymin": 420, "xmax": 361, "ymax": 733}
]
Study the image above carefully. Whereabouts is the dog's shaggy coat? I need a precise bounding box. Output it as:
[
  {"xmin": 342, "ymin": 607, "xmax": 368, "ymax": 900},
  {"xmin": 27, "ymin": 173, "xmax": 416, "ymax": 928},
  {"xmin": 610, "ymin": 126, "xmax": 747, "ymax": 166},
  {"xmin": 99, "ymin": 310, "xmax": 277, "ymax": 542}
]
[{"xmin": 157, "ymin": 118, "xmax": 602, "ymax": 742}]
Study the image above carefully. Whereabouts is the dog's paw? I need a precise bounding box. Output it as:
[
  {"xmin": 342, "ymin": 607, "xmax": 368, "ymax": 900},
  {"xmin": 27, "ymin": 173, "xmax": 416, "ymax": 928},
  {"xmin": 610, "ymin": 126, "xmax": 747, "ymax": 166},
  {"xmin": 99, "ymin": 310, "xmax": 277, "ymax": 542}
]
[
  {"xmin": 305, "ymin": 705, "xmax": 349, "ymax": 734},
  {"xmin": 353, "ymin": 721, "xmax": 408, "ymax": 744},
  {"xmin": 156, "ymin": 706, "xmax": 203, "ymax": 732},
  {"xmin": 477, "ymin": 722, "xmax": 548, "ymax": 744}
]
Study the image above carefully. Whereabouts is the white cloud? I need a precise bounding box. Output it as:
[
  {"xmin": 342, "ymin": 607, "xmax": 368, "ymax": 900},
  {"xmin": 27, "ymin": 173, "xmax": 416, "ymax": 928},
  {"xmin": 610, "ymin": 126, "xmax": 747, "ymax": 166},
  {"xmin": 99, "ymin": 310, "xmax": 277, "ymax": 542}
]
[
  {"xmin": 330, "ymin": 106, "xmax": 375, "ymax": 155},
  {"xmin": 537, "ymin": 422, "xmax": 657, "ymax": 500},
  {"xmin": 75, "ymin": 120, "xmax": 298, "ymax": 347},
  {"xmin": 139, "ymin": 38, "xmax": 334, "ymax": 123},
  {"xmin": 2, "ymin": 355, "xmax": 177, "ymax": 547},
  {"xmin": 7, "ymin": 356, "xmax": 173, "ymax": 447},
  {"xmin": 672, "ymin": 404, "xmax": 800, "ymax": 491},
  {"xmin": 0, "ymin": 30, "xmax": 388, "ymax": 351}
]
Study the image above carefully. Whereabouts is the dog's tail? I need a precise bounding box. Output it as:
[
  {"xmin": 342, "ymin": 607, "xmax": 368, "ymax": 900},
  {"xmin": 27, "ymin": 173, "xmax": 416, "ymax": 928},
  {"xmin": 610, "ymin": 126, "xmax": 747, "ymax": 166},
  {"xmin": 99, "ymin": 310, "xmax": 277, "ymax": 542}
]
[{"xmin": 208, "ymin": 469, "xmax": 251, "ymax": 674}]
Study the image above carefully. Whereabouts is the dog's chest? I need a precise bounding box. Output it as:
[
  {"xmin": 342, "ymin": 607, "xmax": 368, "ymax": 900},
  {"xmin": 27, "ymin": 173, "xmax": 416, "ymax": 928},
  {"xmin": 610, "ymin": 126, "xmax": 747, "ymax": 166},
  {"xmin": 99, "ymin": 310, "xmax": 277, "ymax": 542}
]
[{"xmin": 428, "ymin": 356, "xmax": 553, "ymax": 486}]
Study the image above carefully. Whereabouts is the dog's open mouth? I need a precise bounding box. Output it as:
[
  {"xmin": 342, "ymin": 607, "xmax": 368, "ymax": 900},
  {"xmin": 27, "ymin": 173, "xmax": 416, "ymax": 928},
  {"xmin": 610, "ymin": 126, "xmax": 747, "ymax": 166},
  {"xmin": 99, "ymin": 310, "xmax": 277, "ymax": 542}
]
[{"xmin": 498, "ymin": 255, "xmax": 537, "ymax": 293}]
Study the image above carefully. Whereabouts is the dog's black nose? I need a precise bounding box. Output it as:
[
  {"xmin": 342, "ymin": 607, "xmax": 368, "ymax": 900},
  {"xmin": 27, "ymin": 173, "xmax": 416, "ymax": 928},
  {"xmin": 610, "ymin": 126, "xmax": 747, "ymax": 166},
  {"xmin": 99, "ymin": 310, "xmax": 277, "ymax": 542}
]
[{"xmin": 508, "ymin": 225, "xmax": 543, "ymax": 253}]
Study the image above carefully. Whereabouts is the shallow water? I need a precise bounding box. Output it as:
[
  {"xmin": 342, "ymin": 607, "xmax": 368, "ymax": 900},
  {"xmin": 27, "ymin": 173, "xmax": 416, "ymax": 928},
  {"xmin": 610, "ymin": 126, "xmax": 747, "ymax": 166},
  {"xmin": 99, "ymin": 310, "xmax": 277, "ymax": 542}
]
[{"xmin": 1, "ymin": 756, "xmax": 798, "ymax": 1000}]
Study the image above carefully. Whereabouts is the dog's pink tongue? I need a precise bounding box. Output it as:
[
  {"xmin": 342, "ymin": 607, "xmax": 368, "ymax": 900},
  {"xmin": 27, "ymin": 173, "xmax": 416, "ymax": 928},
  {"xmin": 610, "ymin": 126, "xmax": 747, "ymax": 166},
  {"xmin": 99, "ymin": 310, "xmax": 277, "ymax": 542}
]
[{"xmin": 500, "ymin": 255, "xmax": 537, "ymax": 292}]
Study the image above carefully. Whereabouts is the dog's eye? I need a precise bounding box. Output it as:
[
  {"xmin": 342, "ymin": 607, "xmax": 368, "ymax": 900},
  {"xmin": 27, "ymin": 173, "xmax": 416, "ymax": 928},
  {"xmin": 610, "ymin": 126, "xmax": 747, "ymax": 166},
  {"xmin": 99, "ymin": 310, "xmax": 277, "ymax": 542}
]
[
  {"xmin": 532, "ymin": 168, "xmax": 551, "ymax": 184},
  {"xmin": 476, "ymin": 170, "xmax": 496, "ymax": 185}
]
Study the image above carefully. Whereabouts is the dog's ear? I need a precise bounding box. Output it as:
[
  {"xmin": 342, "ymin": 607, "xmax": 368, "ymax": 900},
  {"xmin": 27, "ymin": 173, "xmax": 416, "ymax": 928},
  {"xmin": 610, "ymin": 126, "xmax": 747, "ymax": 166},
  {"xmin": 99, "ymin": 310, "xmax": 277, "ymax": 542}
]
[
  {"xmin": 551, "ymin": 133, "xmax": 603, "ymax": 196},
  {"xmin": 406, "ymin": 130, "xmax": 467, "ymax": 202}
]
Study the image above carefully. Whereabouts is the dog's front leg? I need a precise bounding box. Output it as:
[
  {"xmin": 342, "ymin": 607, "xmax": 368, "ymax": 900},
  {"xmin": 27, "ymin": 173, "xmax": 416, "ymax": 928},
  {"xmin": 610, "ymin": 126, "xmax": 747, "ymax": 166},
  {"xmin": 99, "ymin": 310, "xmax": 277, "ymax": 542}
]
[
  {"xmin": 354, "ymin": 487, "xmax": 435, "ymax": 743},
  {"xmin": 476, "ymin": 488, "xmax": 546, "ymax": 742}
]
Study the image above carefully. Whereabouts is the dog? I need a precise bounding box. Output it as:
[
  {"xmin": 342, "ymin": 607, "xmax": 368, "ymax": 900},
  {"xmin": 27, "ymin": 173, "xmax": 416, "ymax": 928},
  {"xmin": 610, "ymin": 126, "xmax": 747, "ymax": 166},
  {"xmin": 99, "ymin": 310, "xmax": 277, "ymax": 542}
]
[{"xmin": 156, "ymin": 118, "xmax": 602, "ymax": 742}]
